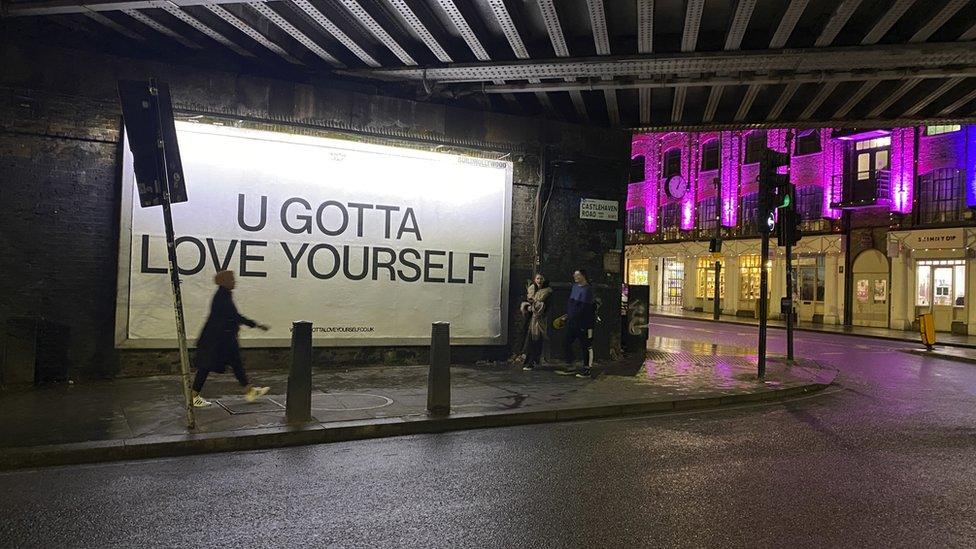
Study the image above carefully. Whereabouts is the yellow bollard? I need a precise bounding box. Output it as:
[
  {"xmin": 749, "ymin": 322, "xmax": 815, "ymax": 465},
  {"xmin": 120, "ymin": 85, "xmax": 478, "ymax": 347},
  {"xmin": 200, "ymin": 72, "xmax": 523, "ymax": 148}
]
[{"xmin": 917, "ymin": 313, "xmax": 936, "ymax": 350}]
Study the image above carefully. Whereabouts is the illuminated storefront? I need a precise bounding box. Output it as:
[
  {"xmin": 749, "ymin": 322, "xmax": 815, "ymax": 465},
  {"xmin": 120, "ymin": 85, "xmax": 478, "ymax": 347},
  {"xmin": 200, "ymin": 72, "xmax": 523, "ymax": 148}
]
[{"xmin": 889, "ymin": 228, "xmax": 976, "ymax": 334}]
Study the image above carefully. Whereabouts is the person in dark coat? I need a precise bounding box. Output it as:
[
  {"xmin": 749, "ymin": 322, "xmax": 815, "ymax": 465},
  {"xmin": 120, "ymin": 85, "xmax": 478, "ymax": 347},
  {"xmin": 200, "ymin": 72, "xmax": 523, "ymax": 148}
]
[
  {"xmin": 555, "ymin": 269, "xmax": 596, "ymax": 379},
  {"xmin": 191, "ymin": 270, "xmax": 270, "ymax": 407}
]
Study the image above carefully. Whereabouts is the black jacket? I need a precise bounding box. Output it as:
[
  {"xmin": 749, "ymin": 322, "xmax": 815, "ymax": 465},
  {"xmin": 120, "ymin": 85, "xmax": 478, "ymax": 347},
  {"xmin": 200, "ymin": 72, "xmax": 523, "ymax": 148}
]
[{"xmin": 194, "ymin": 286, "xmax": 255, "ymax": 373}]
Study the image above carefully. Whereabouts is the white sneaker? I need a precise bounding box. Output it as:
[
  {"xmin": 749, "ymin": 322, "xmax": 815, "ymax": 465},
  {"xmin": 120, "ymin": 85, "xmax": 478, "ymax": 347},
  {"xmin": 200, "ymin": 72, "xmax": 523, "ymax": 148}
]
[
  {"xmin": 192, "ymin": 395, "xmax": 212, "ymax": 407},
  {"xmin": 244, "ymin": 386, "xmax": 270, "ymax": 402}
]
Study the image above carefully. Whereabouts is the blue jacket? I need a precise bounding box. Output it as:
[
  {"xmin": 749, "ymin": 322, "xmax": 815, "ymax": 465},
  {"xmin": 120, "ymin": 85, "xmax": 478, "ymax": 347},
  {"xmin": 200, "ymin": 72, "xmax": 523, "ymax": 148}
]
[{"xmin": 566, "ymin": 283, "xmax": 595, "ymax": 328}]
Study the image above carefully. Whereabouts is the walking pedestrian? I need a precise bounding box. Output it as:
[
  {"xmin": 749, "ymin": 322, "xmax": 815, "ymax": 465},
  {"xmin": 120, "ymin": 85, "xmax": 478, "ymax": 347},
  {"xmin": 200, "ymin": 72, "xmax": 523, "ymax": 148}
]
[
  {"xmin": 556, "ymin": 269, "xmax": 596, "ymax": 378},
  {"xmin": 522, "ymin": 274, "xmax": 552, "ymax": 371},
  {"xmin": 191, "ymin": 270, "xmax": 271, "ymax": 407}
]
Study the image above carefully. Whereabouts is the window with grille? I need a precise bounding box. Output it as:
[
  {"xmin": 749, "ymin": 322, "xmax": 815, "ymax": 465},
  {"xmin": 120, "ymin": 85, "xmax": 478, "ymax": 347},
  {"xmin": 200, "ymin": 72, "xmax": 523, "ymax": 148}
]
[
  {"xmin": 697, "ymin": 197, "xmax": 718, "ymax": 231},
  {"xmin": 918, "ymin": 168, "xmax": 964, "ymax": 224},
  {"xmin": 925, "ymin": 125, "xmax": 961, "ymax": 136},
  {"xmin": 701, "ymin": 140, "xmax": 719, "ymax": 171},
  {"xmin": 661, "ymin": 203, "xmax": 680, "ymax": 229},
  {"xmin": 696, "ymin": 257, "xmax": 725, "ymax": 299},
  {"xmin": 739, "ymin": 254, "xmax": 763, "ymax": 301},
  {"xmin": 741, "ymin": 192, "xmax": 759, "ymax": 231},
  {"xmin": 626, "ymin": 207, "xmax": 646, "ymax": 233},
  {"xmin": 744, "ymin": 131, "xmax": 766, "ymax": 164},
  {"xmin": 663, "ymin": 148, "xmax": 682, "ymax": 178},
  {"xmin": 794, "ymin": 130, "xmax": 821, "ymax": 156},
  {"xmin": 795, "ymin": 186, "xmax": 824, "ymax": 220}
]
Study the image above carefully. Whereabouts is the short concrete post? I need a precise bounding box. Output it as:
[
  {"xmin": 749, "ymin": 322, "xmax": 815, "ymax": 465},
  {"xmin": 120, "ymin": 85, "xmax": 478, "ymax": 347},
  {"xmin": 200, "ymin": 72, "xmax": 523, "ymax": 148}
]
[
  {"xmin": 286, "ymin": 320, "xmax": 312, "ymax": 424},
  {"xmin": 427, "ymin": 322, "xmax": 451, "ymax": 416}
]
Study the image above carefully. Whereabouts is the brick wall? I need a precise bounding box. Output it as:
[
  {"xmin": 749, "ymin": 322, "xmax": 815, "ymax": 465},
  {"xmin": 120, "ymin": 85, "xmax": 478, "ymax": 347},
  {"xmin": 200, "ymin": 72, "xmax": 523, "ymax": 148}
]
[{"xmin": 0, "ymin": 39, "xmax": 630, "ymax": 379}]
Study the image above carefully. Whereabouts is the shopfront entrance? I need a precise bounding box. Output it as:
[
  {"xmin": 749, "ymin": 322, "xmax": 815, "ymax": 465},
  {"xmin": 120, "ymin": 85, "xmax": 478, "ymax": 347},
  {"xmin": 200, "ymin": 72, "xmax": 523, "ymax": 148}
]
[
  {"xmin": 661, "ymin": 257, "xmax": 684, "ymax": 308},
  {"xmin": 915, "ymin": 259, "xmax": 966, "ymax": 332},
  {"xmin": 796, "ymin": 255, "xmax": 826, "ymax": 322},
  {"xmin": 852, "ymin": 249, "xmax": 889, "ymax": 328}
]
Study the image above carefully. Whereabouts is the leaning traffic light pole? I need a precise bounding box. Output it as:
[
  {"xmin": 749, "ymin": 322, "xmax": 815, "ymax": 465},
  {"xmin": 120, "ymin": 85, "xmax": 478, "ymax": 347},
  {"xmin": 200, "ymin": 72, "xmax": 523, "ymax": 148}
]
[
  {"xmin": 118, "ymin": 79, "xmax": 196, "ymax": 429},
  {"xmin": 757, "ymin": 146, "xmax": 790, "ymax": 378}
]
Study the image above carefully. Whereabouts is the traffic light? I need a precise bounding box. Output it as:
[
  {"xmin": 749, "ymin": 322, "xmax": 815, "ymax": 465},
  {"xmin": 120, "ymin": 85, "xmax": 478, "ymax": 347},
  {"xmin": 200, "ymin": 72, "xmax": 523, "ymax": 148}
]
[
  {"xmin": 777, "ymin": 195, "xmax": 803, "ymax": 247},
  {"xmin": 757, "ymin": 147, "xmax": 790, "ymax": 235}
]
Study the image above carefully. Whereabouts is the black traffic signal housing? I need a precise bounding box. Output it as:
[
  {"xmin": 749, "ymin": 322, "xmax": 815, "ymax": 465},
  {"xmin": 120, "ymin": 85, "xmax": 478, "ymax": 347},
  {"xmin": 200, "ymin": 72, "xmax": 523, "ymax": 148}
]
[
  {"xmin": 757, "ymin": 147, "xmax": 790, "ymax": 234},
  {"xmin": 776, "ymin": 193, "xmax": 803, "ymax": 247}
]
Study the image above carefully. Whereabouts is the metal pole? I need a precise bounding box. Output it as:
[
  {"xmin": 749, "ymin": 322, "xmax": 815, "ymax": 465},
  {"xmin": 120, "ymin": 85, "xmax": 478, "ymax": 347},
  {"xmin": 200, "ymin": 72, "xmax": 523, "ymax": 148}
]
[
  {"xmin": 427, "ymin": 322, "xmax": 451, "ymax": 415},
  {"xmin": 713, "ymin": 175, "xmax": 722, "ymax": 321},
  {"xmin": 713, "ymin": 261, "xmax": 722, "ymax": 320},
  {"xmin": 785, "ymin": 129, "xmax": 795, "ymax": 361},
  {"xmin": 758, "ymin": 233, "xmax": 769, "ymax": 378},
  {"xmin": 151, "ymin": 78, "xmax": 195, "ymax": 429},
  {"xmin": 785, "ymin": 245, "xmax": 794, "ymax": 360},
  {"xmin": 287, "ymin": 320, "xmax": 313, "ymax": 423}
]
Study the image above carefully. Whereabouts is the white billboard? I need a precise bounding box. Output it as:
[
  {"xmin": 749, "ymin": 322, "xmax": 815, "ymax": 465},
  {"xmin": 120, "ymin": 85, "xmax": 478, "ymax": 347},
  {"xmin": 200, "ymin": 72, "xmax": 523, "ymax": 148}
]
[{"xmin": 116, "ymin": 122, "xmax": 512, "ymax": 348}]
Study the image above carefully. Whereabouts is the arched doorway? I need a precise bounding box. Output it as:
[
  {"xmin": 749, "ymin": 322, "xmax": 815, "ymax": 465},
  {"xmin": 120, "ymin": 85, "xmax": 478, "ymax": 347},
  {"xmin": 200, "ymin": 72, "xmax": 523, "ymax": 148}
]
[{"xmin": 852, "ymin": 249, "xmax": 889, "ymax": 328}]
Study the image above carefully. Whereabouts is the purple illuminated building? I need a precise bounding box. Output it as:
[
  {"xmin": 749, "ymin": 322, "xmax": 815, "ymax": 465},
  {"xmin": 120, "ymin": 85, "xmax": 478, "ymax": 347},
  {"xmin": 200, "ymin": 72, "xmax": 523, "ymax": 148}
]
[
  {"xmin": 626, "ymin": 124, "xmax": 976, "ymax": 334},
  {"xmin": 628, "ymin": 125, "xmax": 975, "ymax": 237}
]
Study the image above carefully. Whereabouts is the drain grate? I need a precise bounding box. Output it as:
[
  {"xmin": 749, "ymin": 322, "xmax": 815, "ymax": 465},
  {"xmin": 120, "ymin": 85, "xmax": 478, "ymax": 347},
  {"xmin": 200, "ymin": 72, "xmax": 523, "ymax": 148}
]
[{"xmin": 215, "ymin": 396, "xmax": 285, "ymax": 414}]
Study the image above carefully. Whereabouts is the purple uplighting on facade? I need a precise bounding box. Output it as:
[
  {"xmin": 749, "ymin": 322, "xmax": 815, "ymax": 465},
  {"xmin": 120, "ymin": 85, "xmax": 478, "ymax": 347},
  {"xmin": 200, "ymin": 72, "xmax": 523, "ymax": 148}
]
[
  {"xmin": 968, "ymin": 126, "xmax": 976, "ymax": 208},
  {"xmin": 822, "ymin": 134, "xmax": 843, "ymax": 219},
  {"xmin": 889, "ymin": 127, "xmax": 915, "ymax": 214},
  {"xmin": 681, "ymin": 200, "xmax": 694, "ymax": 230},
  {"xmin": 719, "ymin": 131, "xmax": 739, "ymax": 226},
  {"xmin": 629, "ymin": 124, "xmax": 972, "ymax": 235}
]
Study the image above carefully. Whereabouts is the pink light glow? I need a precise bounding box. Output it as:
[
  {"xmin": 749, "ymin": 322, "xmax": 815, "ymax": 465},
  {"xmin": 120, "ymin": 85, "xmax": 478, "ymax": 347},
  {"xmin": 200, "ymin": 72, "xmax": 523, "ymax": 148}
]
[
  {"xmin": 889, "ymin": 127, "xmax": 915, "ymax": 214},
  {"xmin": 681, "ymin": 200, "xmax": 694, "ymax": 230}
]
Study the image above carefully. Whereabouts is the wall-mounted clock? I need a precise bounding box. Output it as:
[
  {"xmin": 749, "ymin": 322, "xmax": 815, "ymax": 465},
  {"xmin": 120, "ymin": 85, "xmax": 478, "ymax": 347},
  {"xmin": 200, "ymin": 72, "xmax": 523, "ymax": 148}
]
[{"xmin": 665, "ymin": 175, "xmax": 686, "ymax": 199}]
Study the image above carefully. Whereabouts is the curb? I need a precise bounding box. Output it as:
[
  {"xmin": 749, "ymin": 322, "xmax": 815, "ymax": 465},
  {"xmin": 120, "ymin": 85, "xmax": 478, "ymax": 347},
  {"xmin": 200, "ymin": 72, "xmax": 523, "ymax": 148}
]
[
  {"xmin": 647, "ymin": 312, "xmax": 969, "ymax": 349},
  {"xmin": 900, "ymin": 348, "xmax": 976, "ymax": 365},
  {"xmin": 0, "ymin": 381, "xmax": 832, "ymax": 472}
]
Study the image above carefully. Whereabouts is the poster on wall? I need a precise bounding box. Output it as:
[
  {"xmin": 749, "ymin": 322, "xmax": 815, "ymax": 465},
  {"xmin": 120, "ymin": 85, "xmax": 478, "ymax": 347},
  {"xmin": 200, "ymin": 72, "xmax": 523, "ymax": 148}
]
[
  {"xmin": 116, "ymin": 122, "xmax": 512, "ymax": 348},
  {"xmin": 873, "ymin": 280, "xmax": 887, "ymax": 303},
  {"xmin": 856, "ymin": 279, "xmax": 869, "ymax": 303}
]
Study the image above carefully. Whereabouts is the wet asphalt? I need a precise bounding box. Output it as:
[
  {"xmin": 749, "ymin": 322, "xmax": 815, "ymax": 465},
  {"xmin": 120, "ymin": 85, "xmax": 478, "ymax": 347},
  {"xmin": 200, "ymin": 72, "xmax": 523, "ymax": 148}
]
[{"xmin": 1, "ymin": 319, "xmax": 975, "ymax": 548}]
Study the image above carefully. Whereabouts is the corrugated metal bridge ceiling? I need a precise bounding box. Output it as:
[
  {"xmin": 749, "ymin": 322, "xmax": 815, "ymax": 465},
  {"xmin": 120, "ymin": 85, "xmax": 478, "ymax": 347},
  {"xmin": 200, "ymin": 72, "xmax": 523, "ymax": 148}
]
[{"xmin": 3, "ymin": 0, "xmax": 976, "ymax": 130}]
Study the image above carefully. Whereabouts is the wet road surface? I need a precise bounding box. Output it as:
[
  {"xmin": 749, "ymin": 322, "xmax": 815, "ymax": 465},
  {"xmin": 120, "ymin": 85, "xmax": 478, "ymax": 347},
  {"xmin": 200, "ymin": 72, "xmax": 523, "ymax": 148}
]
[{"xmin": 2, "ymin": 319, "xmax": 975, "ymax": 548}]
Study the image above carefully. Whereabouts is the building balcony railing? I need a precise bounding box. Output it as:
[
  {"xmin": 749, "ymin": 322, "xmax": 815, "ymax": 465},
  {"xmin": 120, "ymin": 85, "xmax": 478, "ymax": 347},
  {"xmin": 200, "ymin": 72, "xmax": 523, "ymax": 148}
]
[
  {"xmin": 625, "ymin": 217, "xmax": 841, "ymax": 245},
  {"xmin": 830, "ymin": 169, "xmax": 890, "ymax": 209}
]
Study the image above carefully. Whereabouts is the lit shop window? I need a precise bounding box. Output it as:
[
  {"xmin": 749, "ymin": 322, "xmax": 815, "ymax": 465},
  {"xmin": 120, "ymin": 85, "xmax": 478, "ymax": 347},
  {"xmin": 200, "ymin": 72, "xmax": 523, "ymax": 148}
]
[
  {"xmin": 798, "ymin": 255, "xmax": 826, "ymax": 302},
  {"xmin": 924, "ymin": 125, "xmax": 961, "ymax": 136},
  {"xmin": 917, "ymin": 260, "xmax": 966, "ymax": 307},
  {"xmin": 628, "ymin": 258, "xmax": 649, "ymax": 285},
  {"xmin": 696, "ymin": 257, "xmax": 725, "ymax": 299},
  {"xmin": 739, "ymin": 254, "xmax": 763, "ymax": 300}
]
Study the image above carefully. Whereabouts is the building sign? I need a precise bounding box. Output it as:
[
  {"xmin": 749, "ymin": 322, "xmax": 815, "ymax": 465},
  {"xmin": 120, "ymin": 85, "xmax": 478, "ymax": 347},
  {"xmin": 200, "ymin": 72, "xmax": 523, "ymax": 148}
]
[
  {"xmin": 116, "ymin": 122, "xmax": 512, "ymax": 348},
  {"xmin": 904, "ymin": 228, "xmax": 965, "ymax": 249},
  {"xmin": 580, "ymin": 198, "xmax": 619, "ymax": 221}
]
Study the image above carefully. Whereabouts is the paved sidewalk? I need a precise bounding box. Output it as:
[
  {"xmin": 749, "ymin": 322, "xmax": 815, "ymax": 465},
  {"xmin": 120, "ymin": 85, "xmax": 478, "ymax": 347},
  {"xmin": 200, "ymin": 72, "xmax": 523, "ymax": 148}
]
[
  {"xmin": 649, "ymin": 307, "xmax": 976, "ymax": 348},
  {"xmin": 0, "ymin": 338, "xmax": 836, "ymax": 470},
  {"xmin": 901, "ymin": 345, "xmax": 976, "ymax": 364}
]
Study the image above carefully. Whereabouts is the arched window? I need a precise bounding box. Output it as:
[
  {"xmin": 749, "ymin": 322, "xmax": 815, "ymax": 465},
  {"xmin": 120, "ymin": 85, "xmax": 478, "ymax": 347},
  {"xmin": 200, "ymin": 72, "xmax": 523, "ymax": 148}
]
[
  {"xmin": 662, "ymin": 148, "xmax": 681, "ymax": 178},
  {"xmin": 629, "ymin": 155, "xmax": 646, "ymax": 183},
  {"xmin": 744, "ymin": 130, "xmax": 766, "ymax": 164},
  {"xmin": 701, "ymin": 139, "xmax": 719, "ymax": 171}
]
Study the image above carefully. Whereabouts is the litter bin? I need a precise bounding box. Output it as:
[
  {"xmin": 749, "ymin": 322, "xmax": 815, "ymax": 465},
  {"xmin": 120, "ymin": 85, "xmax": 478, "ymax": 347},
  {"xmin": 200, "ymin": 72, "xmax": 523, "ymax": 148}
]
[{"xmin": 916, "ymin": 312, "xmax": 936, "ymax": 350}]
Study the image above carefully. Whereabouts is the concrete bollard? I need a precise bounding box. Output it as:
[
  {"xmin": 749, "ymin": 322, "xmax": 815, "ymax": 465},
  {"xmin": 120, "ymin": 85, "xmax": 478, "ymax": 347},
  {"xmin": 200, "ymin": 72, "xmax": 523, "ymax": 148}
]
[
  {"xmin": 286, "ymin": 320, "xmax": 312, "ymax": 424},
  {"xmin": 427, "ymin": 322, "xmax": 451, "ymax": 416}
]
